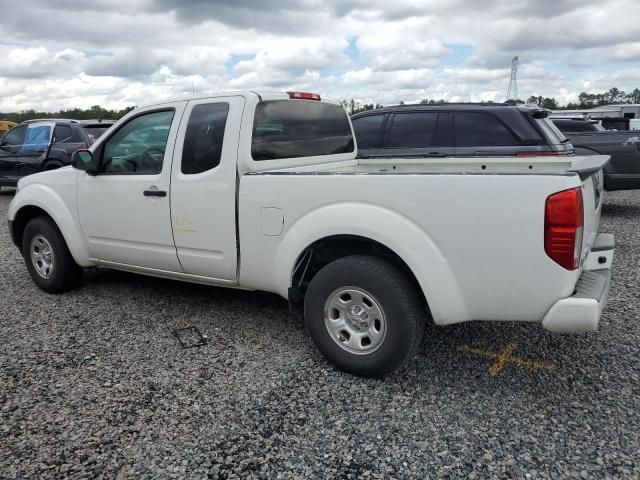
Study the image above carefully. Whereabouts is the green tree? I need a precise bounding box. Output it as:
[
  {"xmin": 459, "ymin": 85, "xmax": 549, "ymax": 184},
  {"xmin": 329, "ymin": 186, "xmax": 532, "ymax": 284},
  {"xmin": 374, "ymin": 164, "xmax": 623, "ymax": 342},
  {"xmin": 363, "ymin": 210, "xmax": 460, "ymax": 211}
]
[{"xmin": 0, "ymin": 105, "xmax": 135, "ymax": 123}]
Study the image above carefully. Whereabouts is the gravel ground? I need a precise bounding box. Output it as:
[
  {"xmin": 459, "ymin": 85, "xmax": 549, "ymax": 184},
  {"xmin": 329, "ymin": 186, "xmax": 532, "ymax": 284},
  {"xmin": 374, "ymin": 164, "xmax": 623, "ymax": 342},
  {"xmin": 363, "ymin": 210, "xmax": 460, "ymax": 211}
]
[{"xmin": 1, "ymin": 188, "xmax": 639, "ymax": 480}]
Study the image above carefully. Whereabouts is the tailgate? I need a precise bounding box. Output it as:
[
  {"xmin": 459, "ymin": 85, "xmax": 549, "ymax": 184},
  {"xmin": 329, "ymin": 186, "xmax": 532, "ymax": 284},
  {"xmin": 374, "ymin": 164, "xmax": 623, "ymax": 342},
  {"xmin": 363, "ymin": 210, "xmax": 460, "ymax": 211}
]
[{"xmin": 570, "ymin": 155, "xmax": 609, "ymax": 262}]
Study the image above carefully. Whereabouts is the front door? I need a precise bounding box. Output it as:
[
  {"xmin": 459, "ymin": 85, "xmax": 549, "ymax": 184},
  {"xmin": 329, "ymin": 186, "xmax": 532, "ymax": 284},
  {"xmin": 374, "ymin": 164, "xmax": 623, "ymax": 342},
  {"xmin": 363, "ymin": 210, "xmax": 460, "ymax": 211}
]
[
  {"xmin": 0, "ymin": 124, "xmax": 27, "ymax": 183},
  {"xmin": 170, "ymin": 96, "xmax": 244, "ymax": 280},
  {"xmin": 77, "ymin": 104, "xmax": 186, "ymax": 271}
]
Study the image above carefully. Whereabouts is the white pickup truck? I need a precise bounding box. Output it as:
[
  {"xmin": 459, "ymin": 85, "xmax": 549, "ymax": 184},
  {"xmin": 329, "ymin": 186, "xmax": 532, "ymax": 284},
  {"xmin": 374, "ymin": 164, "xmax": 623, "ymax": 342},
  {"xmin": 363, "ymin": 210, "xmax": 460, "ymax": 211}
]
[{"xmin": 8, "ymin": 91, "xmax": 614, "ymax": 377}]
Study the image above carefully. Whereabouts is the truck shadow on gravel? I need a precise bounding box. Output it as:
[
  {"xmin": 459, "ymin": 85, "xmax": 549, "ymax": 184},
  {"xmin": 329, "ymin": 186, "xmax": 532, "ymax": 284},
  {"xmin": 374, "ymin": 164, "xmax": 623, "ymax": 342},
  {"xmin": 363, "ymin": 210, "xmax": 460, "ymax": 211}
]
[
  {"xmin": 79, "ymin": 268, "xmax": 600, "ymax": 391},
  {"xmin": 601, "ymin": 201, "xmax": 640, "ymax": 217}
]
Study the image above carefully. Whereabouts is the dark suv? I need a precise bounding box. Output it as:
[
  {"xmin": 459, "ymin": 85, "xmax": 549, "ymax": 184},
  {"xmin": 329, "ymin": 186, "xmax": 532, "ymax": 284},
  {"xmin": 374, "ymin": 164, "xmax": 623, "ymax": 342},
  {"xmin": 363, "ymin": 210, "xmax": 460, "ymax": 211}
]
[
  {"xmin": 0, "ymin": 119, "xmax": 114, "ymax": 187},
  {"xmin": 350, "ymin": 104, "xmax": 573, "ymax": 159}
]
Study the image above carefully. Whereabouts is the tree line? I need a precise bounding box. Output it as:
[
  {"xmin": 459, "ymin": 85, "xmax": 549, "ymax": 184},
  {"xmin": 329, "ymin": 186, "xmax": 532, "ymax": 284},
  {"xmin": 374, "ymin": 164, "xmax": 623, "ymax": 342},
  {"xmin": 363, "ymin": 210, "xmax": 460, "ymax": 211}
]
[
  {"xmin": 341, "ymin": 87, "xmax": 640, "ymax": 114},
  {"xmin": 0, "ymin": 105, "xmax": 136, "ymax": 124},
  {"xmin": 2, "ymin": 86, "xmax": 639, "ymax": 120}
]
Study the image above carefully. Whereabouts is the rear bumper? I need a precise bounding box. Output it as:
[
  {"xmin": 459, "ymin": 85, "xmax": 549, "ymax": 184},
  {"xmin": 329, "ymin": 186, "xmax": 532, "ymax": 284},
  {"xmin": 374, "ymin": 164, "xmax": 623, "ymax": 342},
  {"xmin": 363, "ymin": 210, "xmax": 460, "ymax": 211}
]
[
  {"xmin": 542, "ymin": 270, "xmax": 611, "ymax": 333},
  {"xmin": 542, "ymin": 233, "xmax": 614, "ymax": 334}
]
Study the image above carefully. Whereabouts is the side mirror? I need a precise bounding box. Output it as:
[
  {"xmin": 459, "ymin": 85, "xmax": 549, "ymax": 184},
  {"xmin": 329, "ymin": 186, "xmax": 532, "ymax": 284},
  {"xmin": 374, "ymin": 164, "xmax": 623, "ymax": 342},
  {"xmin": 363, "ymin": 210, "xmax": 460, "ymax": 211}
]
[{"xmin": 71, "ymin": 149, "xmax": 99, "ymax": 174}]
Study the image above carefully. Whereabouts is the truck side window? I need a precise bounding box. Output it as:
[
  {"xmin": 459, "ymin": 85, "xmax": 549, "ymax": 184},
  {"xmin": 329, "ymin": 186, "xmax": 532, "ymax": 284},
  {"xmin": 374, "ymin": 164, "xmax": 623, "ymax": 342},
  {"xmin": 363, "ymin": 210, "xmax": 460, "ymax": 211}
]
[
  {"xmin": 381, "ymin": 112, "xmax": 438, "ymax": 148},
  {"xmin": 102, "ymin": 110, "xmax": 174, "ymax": 175},
  {"xmin": 351, "ymin": 115, "xmax": 384, "ymax": 149},
  {"xmin": 181, "ymin": 103, "xmax": 229, "ymax": 174},
  {"xmin": 454, "ymin": 112, "xmax": 519, "ymax": 147}
]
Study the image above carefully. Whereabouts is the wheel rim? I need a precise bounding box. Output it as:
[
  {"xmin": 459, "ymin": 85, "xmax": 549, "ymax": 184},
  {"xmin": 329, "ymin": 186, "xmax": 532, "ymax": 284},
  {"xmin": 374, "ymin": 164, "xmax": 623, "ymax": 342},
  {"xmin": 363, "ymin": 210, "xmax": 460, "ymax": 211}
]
[
  {"xmin": 30, "ymin": 234, "xmax": 55, "ymax": 280},
  {"xmin": 323, "ymin": 287, "xmax": 387, "ymax": 355}
]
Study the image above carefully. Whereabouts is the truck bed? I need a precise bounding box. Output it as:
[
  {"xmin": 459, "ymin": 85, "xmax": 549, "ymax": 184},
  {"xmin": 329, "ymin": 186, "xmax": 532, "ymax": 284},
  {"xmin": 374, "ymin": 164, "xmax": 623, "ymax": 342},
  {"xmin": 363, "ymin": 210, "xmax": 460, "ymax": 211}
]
[
  {"xmin": 239, "ymin": 154, "xmax": 607, "ymax": 326},
  {"xmin": 258, "ymin": 154, "xmax": 608, "ymax": 177}
]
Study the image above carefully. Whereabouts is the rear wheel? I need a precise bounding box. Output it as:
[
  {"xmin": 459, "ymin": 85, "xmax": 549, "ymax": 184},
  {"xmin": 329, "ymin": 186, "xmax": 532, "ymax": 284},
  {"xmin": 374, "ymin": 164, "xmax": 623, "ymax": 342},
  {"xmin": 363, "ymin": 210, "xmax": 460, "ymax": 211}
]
[
  {"xmin": 304, "ymin": 255, "xmax": 425, "ymax": 377},
  {"xmin": 22, "ymin": 217, "xmax": 83, "ymax": 293}
]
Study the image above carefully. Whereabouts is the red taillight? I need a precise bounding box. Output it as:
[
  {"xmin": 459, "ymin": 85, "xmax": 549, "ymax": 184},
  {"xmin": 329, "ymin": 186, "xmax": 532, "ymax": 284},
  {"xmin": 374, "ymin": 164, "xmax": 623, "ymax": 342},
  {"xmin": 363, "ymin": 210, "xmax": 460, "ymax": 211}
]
[
  {"xmin": 516, "ymin": 150, "xmax": 574, "ymax": 157},
  {"xmin": 287, "ymin": 91, "xmax": 321, "ymax": 101},
  {"xmin": 545, "ymin": 187, "xmax": 584, "ymax": 270}
]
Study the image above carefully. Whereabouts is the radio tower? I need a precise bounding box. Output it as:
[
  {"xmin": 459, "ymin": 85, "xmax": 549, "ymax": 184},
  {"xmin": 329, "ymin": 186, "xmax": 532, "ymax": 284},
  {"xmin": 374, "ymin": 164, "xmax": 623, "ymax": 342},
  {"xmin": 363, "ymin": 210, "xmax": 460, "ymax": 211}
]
[{"xmin": 506, "ymin": 56, "xmax": 519, "ymax": 102}]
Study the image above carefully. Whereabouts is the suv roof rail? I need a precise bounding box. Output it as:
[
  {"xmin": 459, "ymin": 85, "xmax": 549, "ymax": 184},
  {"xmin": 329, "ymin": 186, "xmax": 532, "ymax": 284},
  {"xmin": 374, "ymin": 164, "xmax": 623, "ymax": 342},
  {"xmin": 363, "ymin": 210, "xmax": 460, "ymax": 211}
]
[
  {"xmin": 387, "ymin": 102, "xmax": 511, "ymax": 108},
  {"xmin": 22, "ymin": 118, "xmax": 81, "ymax": 124}
]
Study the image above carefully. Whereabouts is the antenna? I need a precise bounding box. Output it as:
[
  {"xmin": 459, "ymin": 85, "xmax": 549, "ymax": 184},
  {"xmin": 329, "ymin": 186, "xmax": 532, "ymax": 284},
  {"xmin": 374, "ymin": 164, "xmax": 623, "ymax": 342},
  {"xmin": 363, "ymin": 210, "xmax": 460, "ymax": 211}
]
[{"xmin": 506, "ymin": 56, "xmax": 519, "ymax": 102}]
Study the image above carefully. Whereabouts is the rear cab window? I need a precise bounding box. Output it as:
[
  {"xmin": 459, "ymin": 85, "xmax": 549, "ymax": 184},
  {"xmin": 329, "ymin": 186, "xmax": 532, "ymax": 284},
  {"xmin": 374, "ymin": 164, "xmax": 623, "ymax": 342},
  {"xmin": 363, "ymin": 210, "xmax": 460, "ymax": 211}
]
[{"xmin": 251, "ymin": 100, "xmax": 354, "ymax": 160}]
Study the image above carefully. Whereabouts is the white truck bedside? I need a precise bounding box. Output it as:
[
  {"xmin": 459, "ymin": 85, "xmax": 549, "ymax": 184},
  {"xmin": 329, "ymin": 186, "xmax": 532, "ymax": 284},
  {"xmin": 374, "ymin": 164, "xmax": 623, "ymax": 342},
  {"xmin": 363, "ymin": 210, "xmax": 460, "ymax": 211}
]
[{"xmin": 8, "ymin": 91, "xmax": 615, "ymax": 377}]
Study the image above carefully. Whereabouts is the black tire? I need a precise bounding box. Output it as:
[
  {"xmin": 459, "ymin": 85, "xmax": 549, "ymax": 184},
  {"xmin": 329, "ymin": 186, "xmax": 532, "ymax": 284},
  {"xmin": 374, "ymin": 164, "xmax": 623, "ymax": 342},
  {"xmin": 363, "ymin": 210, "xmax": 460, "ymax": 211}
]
[
  {"xmin": 304, "ymin": 255, "xmax": 425, "ymax": 377},
  {"xmin": 21, "ymin": 216, "xmax": 83, "ymax": 293}
]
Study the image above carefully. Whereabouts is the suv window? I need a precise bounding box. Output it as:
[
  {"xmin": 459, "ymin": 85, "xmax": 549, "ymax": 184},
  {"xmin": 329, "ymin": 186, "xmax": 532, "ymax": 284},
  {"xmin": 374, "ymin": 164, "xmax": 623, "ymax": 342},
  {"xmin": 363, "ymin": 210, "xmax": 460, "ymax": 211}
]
[
  {"xmin": 382, "ymin": 112, "xmax": 438, "ymax": 148},
  {"xmin": 352, "ymin": 115, "xmax": 385, "ymax": 149},
  {"xmin": 455, "ymin": 112, "xmax": 519, "ymax": 147},
  {"xmin": 21, "ymin": 124, "xmax": 53, "ymax": 153},
  {"xmin": 0, "ymin": 124, "xmax": 27, "ymax": 150},
  {"xmin": 102, "ymin": 110, "xmax": 174, "ymax": 174},
  {"xmin": 53, "ymin": 125, "xmax": 73, "ymax": 144},
  {"xmin": 83, "ymin": 125, "xmax": 111, "ymax": 144},
  {"xmin": 182, "ymin": 103, "xmax": 229, "ymax": 174},
  {"xmin": 252, "ymin": 100, "xmax": 354, "ymax": 160}
]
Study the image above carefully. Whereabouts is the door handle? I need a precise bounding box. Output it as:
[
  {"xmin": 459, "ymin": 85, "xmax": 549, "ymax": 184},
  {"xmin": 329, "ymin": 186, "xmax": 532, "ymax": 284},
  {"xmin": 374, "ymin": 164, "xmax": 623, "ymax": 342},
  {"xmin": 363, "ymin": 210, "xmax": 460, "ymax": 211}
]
[{"xmin": 143, "ymin": 188, "xmax": 167, "ymax": 197}]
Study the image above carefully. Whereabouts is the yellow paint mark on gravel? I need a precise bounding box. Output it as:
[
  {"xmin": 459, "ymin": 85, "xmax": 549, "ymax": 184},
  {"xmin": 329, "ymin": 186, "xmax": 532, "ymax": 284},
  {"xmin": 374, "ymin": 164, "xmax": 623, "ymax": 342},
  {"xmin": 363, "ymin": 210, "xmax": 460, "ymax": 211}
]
[{"xmin": 458, "ymin": 341, "xmax": 556, "ymax": 376}]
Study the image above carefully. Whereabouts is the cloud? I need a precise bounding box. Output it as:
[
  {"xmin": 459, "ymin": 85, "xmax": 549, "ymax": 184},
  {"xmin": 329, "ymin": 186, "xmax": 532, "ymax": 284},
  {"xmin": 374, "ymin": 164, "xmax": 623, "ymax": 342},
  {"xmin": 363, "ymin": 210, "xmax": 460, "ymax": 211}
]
[{"xmin": 1, "ymin": 0, "xmax": 640, "ymax": 112}]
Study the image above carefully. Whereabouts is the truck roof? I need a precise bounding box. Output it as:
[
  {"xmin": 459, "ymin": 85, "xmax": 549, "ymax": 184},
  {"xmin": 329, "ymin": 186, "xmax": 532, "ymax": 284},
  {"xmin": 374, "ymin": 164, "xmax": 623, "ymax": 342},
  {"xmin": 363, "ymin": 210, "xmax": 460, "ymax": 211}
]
[{"xmin": 135, "ymin": 91, "xmax": 342, "ymax": 111}]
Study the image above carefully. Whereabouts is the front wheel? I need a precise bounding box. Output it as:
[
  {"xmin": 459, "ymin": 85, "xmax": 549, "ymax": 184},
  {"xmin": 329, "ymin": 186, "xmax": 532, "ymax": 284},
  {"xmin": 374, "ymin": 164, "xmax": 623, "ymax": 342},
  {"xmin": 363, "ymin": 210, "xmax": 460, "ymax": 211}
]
[
  {"xmin": 304, "ymin": 255, "xmax": 425, "ymax": 377},
  {"xmin": 22, "ymin": 217, "xmax": 83, "ymax": 293}
]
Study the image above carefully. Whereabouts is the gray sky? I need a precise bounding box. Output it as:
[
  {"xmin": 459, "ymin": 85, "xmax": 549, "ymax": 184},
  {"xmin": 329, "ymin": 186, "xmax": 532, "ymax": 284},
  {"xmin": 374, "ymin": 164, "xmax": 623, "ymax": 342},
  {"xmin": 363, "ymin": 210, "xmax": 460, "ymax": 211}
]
[{"xmin": 1, "ymin": 0, "xmax": 639, "ymax": 111}]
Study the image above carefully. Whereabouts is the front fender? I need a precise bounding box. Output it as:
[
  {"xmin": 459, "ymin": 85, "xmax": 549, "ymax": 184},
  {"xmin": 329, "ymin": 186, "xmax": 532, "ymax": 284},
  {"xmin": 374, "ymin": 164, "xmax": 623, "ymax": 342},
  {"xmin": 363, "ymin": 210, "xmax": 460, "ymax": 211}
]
[
  {"xmin": 272, "ymin": 202, "xmax": 469, "ymax": 325},
  {"xmin": 8, "ymin": 183, "xmax": 93, "ymax": 266}
]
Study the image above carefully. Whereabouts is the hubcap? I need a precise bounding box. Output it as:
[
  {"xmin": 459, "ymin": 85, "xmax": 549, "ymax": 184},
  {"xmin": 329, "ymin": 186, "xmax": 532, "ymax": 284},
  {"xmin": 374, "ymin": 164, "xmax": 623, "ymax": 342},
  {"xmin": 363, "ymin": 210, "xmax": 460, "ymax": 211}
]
[
  {"xmin": 323, "ymin": 287, "xmax": 387, "ymax": 355},
  {"xmin": 30, "ymin": 235, "xmax": 55, "ymax": 279}
]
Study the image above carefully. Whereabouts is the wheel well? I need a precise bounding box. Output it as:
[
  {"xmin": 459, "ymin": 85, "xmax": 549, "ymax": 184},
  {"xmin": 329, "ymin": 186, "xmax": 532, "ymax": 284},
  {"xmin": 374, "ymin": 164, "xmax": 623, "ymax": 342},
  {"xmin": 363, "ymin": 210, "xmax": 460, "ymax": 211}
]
[
  {"xmin": 290, "ymin": 235, "xmax": 428, "ymax": 310},
  {"xmin": 11, "ymin": 206, "xmax": 52, "ymax": 248}
]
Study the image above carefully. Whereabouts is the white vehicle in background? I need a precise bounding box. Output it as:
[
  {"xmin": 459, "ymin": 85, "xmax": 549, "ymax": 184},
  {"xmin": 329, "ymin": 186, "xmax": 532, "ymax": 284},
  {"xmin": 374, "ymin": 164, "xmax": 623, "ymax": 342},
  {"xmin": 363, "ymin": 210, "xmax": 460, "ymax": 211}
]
[{"xmin": 8, "ymin": 91, "xmax": 614, "ymax": 377}]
